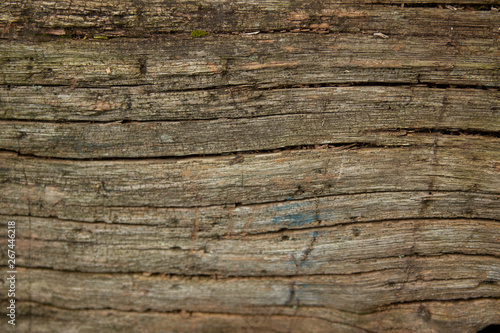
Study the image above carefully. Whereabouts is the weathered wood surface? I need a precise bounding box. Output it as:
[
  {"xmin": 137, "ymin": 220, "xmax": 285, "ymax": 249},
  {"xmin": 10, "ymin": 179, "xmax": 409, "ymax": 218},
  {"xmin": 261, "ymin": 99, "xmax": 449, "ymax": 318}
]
[
  {"xmin": 1, "ymin": 136, "xmax": 499, "ymax": 210},
  {"xmin": 4, "ymin": 215, "xmax": 500, "ymax": 276},
  {"xmin": 1, "ymin": 0, "xmax": 499, "ymax": 332},
  {"xmin": 1, "ymin": 264, "xmax": 500, "ymax": 313},
  {"xmin": 1, "ymin": 134, "xmax": 499, "ymax": 330},
  {"xmin": 2, "ymin": 108, "xmax": 499, "ymax": 158},
  {"xmin": 1, "ymin": 35, "xmax": 499, "ymax": 159},
  {"xmin": 2, "ymin": 86, "xmax": 498, "ymax": 123},
  {"xmin": 1, "ymin": 35, "xmax": 499, "ymax": 90},
  {"xmin": 1, "ymin": 1, "xmax": 499, "ymax": 38},
  {"xmin": 4, "ymin": 299, "xmax": 500, "ymax": 333},
  {"xmin": 1, "ymin": 90, "xmax": 499, "ymax": 157}
]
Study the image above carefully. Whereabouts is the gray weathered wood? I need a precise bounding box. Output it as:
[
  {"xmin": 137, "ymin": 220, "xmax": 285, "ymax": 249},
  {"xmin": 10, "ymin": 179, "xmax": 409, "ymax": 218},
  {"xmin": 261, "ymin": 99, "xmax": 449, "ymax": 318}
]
[{"xmin": 1, "ymin": 86, "xmax": 498, "ymax": 123}]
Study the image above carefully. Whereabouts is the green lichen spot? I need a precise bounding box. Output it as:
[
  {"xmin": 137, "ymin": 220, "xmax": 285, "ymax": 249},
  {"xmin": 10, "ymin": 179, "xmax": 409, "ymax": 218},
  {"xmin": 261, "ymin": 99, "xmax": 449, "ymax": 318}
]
[{"xmin": 191, "ymin": 30, "xmax": 209, "ymax": 38}]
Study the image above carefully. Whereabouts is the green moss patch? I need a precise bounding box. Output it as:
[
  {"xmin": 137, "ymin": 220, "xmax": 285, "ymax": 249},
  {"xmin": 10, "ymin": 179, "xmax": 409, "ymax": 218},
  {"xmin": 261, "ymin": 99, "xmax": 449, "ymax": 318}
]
[{"xmin": 191, "ymin": 30, "xmax": 209, "ymax": 37}]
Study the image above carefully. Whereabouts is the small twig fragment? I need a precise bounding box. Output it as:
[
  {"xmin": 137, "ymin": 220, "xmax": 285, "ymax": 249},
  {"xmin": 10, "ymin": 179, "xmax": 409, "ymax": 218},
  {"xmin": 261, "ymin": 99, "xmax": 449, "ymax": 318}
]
[
  {"xmin": 243, "ymin": 31, "xmax": 260, "ymax": 36},
  {"xmin": 374, "ymin": 32, "xmax": 389, "ymax": 39}
]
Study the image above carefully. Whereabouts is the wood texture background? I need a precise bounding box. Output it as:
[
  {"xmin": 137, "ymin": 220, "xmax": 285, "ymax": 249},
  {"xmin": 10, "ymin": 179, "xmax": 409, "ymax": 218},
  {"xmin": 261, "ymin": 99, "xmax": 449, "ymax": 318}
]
[{"xmin": 1, "ymin": 0, "xmax": 499, "ymax": 332}]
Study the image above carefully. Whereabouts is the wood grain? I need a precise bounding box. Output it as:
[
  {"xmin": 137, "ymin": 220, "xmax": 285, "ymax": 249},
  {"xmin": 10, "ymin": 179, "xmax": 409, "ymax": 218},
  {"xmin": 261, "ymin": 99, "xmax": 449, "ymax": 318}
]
[
  {"xmin": 3, "ymin": 190, "xmax": 499, "ymax": 230},
  {"xmin": 1, "ymin": 34, "xmax": 498, "ymax": 91},
  {"xmin": 1, "ymin": 1, "xmax": 498, "ymax": 38},
  {"xmin": 1, "ymin": 86, "xmax": 498, "ymax": 123},
  {"xmin": 7, "ymin": 299, "xmax": 500, "ymax": 333},
  {"xmin": 1, "ymin": 0, "xmax": 499, "ymax": 331},
  {"xmin": 1, "ymin": 95, "xmax": 498, "ymax": 158},
  {"xmin": 3, "ymin": 215, "xmax": 499, "ymax": 276},
  {"xmin": 1, "ymin": 135, "xmax": 498, "ymax": 211},
  {"xmin": 1, "ymin": 266, "xmax": 498, "ymax": 314}
]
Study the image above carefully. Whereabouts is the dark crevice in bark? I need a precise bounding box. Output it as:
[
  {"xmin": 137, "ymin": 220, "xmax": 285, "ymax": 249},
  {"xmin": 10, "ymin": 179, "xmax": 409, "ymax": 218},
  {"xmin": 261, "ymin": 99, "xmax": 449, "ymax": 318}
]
[
  {"xmin": 371, "ymin": 296, "xmax": 500, "ymax": 315},
  {"xmin": 1, "ymin": 81, "xmax": 497, "ymax": 105},
  {"xmin": 0, "ymin": 265, "xmax": 394, "ymax": 279},
  {"xmin": 243, "ymin": 216, "xmax": 500, "ymax": 237},
  {"xmin": 2, "ymin": 110, "xmax": 499, "ymax": 125},
  {"xmin": 1, "ymin": 126, "xmax": 499, "ymax": 161},
  {"xmin": 238, "ymin": 217, "xmax": 500, "ymax": 239},
  {"xmin": 366, "ymin": 128, "xmax": 500, "ymax": 138},
  {"xmin": 0, "ymin": 142, "xmax": 411, "ymax": 161}
]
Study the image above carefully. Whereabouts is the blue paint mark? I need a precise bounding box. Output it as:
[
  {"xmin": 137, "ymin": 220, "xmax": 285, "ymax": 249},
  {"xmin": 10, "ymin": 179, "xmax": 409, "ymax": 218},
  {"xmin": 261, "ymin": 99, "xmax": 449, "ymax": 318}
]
[{"xmin": 272, "ymin": 210, "xmax": 319, "ymax": 227}]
